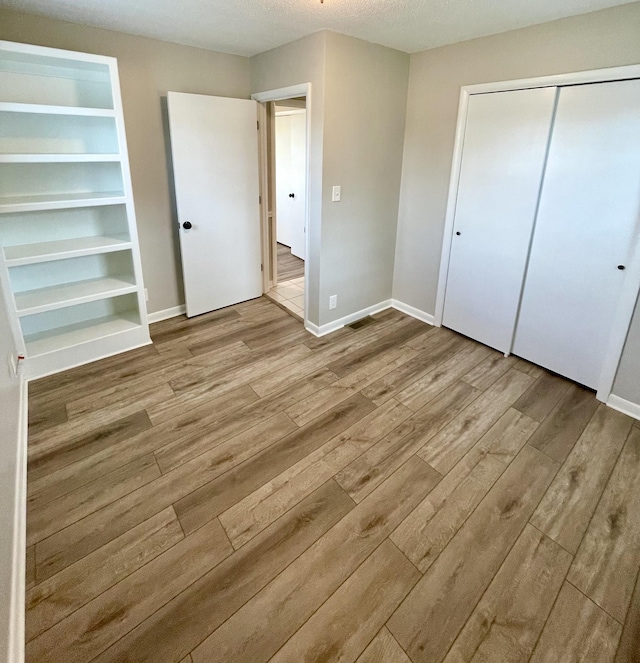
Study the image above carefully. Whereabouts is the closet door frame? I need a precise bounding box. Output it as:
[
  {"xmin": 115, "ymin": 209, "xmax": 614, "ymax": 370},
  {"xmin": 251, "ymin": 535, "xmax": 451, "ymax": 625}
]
[{"xmin": 435, "ymin": 63, "xmax": 640, "ymax": 403}]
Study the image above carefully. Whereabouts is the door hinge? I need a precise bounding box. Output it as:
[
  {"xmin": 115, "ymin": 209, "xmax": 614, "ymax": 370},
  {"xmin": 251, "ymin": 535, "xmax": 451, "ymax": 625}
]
[
  {"xmin": 261, "ymin": 263, "xmax": 264, "ymax": 272},
  {"xmin": 257, "ymin": 120, "xmax": 259, "ymax": 130},
  {"xmin": 259, "ymin": 195, "xmax": 262, "ymax": 204}
]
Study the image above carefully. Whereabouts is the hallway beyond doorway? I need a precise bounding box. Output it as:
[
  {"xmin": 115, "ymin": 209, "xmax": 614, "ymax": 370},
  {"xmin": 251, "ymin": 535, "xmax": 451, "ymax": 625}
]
[
  {"xmin": 277, "ymin": 242, "xmax": 304, "ymax": 282},
  {"xmin": 267, "ymin": 242, "xmax": 305, "ymax": 319},
  {"xmin": 268, "ymin": 275, "xmax": 304, "ymax": 319}
]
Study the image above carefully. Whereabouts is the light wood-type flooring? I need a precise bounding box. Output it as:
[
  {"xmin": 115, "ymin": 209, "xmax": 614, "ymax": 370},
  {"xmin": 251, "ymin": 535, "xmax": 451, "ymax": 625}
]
[
  {"xmin": 25, "ymin": 297, "xmax": 640, "ymax": 663},
  {"xmin": 277, "ymin": 242, "xmax": 304, "ymax": 282},
  {"xmin": 267, "ymin": 277, "xmax": 305, "ymax": 319}
]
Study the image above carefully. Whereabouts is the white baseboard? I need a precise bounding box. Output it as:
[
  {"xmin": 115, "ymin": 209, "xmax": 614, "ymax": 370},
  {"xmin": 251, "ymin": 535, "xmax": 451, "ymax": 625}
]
[
  {"xmin": 148, "ymin": 305, "xmax": 186, "ymax": 324},
  {"xmin": 307, "ymin": 300, "xmax": 393, "ymax": 337},
  {"xmin": 607, "ymin": 394, "xmax": 640, "ymax": 422},
  {"xmin": 304, "ymin": 321, "xmax": 321, "ymax": 337},
  {"xmin": 8, "ymin": 378, "xmax": 27, "ymax": 663},
  {"xmin": 391, "ymin": 299, "xmax": 436, "ymax": 326},
  {"xmin": 148, "ymin": 300, "xmax": 435, "ymax": 335},
  {"xmin": 305, "ymin": 298, "xmax": 437, "ymax": 338},
  {"xmin": 144, "ymin": 299, "xmax": 435, "ymax": 337}
]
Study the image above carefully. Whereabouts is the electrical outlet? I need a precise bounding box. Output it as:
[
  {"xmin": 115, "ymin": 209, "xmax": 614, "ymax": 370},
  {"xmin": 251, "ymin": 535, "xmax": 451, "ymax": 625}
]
[{"xmin": 329, "ymin": 295, "xmax": 337, "ymax": 310}]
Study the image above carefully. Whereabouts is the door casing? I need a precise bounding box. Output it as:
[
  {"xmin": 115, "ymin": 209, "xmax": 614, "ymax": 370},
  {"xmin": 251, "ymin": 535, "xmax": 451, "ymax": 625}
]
[{"xmin": 253, "ymin": 83, "xmax": 311, "ymax": 325}]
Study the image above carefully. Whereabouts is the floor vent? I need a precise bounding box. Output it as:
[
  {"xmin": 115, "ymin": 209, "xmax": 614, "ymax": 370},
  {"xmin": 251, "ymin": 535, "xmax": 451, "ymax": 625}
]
[{"xmin": 349, "ymin": 316, "xmax": 376, "ymax": 330}]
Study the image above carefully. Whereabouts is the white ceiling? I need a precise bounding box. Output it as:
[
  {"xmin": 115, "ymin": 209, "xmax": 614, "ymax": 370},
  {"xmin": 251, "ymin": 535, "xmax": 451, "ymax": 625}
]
[{"xmin": 1, "ymin": 0, "xmax": 636, "ymax": 57}]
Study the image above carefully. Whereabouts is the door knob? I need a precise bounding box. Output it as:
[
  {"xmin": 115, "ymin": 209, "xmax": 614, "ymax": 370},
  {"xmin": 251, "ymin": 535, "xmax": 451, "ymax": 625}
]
[
  {"xmin": 289, "ymin": 193, "xmax": 295, "ymax": 198},
  {"xmin": 618, "ymin": 265, "xmax": 626, "ymax": 270},
  {"xmin": 182, "ymin": 221, "xmax": 192, "ymax": 230}
]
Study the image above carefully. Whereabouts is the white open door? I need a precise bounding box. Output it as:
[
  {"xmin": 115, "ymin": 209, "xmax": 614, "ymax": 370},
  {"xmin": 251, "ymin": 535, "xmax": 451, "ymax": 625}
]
[{"xmin": 167, "ymin": 92, "xmax": 262, "ymax": 317}]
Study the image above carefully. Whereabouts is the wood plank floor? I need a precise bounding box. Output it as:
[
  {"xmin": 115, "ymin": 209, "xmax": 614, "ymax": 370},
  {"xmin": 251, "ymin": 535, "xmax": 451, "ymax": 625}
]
[
  {"xmin": 25, "ymin": 297, "xmax": 640, "ymax": 663},
  {"xmin": 277, "ymin": 242, "xmax": 304, "ymax": 282}
]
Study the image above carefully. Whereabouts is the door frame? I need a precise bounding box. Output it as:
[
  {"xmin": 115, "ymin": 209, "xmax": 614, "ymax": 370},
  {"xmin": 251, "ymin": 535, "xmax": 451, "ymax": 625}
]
[
  {"xmin": 252, "ymin": 83, "xmax": 311, "ymax": 325},
  {"xmin": 435, "ymin": 64, "xmax": 640, "ymax": 403}
]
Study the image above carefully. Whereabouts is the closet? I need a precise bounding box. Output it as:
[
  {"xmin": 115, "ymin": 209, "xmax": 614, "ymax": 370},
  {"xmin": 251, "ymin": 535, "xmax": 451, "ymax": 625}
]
[
  {"xmin": 443, "ymin": 78, "xmax": 640, "ymax": 390},
  {"xmin": 0, "ymin": 40, "xmax": 150, "ymax": 379}
]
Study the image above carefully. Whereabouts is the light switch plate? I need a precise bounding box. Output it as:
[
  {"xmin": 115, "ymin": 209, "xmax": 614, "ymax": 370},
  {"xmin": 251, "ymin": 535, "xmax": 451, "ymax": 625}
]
[{"xmin": 332, "ymin": 186, "xmax": 341, "ymax": 202}]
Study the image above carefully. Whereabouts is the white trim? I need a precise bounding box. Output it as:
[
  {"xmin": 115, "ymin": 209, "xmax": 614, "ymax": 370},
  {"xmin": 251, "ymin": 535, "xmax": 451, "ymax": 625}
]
[
  {"xmin": 256, "ymin": 102, "xmax": 273, "ymax": 293},
  {"xmin": 391, "ymin": 300, "xmax": 436, "ymax": 326},
  {"xmin": 252, "ymin": 84, "xmax": 309, "ymax": 104},
  {"xmin": 462, "ymin": 64, "xmax": 640, "ymax": 96},
  {"xmin": 253, "ymin": 84, "xmax": 312, "ymax": 331},
  {"xmin": 26, "ymin": 336, "xmax": 152, "ymax": 381},
  {"xmin": 306, "ymin": 300, "xmax": 393, "ymax": 337},
  {"xmin": 274, "ymin": 109, "xmax": 306, "ymax": 117},
  {"xmin": 304, "ymin": 298, "xmax": 438, "ymax": 337},
  {"xmin": 607, "ymin": 394, "xmax": 640, "ymax": 422},
  {"xmin": 147, "ymin": 305, "xmax": 186, "ymax": 324},
  {"xmin": 0, "ymin": 38, "xmax": 117, "ymax": 66},
  {"xmin": 0, "ymin": 243, "xmax": 27, "ymax": 661},
  {"xmin": 304, "ymin": 320, "xmax": 322, "ymax": 337},
  {"xmin": 7, "ymin": 377, "xmax": 27, "ymax": 663},
  {"xmin": 436, "ymin": 64, "xmax": 640, "ymax": 404}
]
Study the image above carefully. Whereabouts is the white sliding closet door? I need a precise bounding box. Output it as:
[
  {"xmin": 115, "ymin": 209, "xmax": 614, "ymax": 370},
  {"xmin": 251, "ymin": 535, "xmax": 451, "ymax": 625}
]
[
  {"xmin": 513, "ymin": 80, "xmax": 640, "ymax": 389},
  {"xmin": 443, "ymin": 87, "xmax": 557, "ymax": 352}
]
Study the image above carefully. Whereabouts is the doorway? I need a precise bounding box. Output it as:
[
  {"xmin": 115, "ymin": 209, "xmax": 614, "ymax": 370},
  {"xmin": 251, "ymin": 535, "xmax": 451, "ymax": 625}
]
[
  {"xmin": 253, "ymin": 86, "xmax": 310, "ymax": 323},
  {"xmin": 267, "ymin": 99, "xmax": 306, "ymax": 318}
]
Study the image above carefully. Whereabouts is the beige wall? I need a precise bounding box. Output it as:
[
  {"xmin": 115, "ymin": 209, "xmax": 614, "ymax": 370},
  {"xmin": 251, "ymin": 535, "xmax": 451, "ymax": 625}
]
[
  {"xmin": 393, "ymin": 2, "xmax": 640, "ymax": 403},
  {"xmin": 251, "ymin": 31, "xmax": 409, "ymax": 327},
  {"xmin": 320, "ymin": 32, "xmax": 409, "ymax": 326},
  {"xmin": 251, "ymin": 32, "xmax": 328, "ymax": 326},
  {"xmin": 613, "ymin": 296, "xmax": 640, "ymax": 404},
  {"xmin": 0, "ymin": 8, "xmax": 251, "ymax": 315}
]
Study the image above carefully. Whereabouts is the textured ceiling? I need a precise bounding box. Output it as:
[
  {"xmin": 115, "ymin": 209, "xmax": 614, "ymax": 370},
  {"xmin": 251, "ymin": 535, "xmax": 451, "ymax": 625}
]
[{"xmin": 1, "ymin": 0, "xmax": 636, "ymax": 57}]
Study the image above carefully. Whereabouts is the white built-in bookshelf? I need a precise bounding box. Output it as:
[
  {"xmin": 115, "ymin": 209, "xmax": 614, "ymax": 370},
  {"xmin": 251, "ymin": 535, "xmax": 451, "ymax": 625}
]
[{"xmin": 0, "ymin": 40, "xmax": 150, "ymax": 380}]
